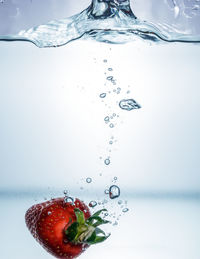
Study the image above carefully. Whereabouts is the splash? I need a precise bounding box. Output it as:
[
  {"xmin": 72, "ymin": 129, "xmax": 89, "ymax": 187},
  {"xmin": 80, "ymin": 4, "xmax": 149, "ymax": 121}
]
[{"xmin": 0, "ymin": 0, "xmax": 200, "ymax": 48}]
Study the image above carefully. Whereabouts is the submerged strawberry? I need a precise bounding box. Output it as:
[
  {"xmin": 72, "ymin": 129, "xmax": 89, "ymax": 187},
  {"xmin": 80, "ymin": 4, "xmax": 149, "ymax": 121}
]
[{"xmin": 25, "ymin": 197, "xmax": 110, "ymax": 259}]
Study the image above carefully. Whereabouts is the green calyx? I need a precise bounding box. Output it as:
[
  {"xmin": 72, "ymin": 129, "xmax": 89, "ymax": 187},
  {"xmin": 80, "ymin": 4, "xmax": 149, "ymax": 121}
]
[{"xmin": 65, "ymin": 208, "xmax": 110, "ymax": 245}]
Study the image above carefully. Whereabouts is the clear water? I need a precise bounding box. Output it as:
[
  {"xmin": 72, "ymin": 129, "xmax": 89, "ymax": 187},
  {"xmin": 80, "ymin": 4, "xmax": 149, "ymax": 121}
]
[
  {"xmin": 0, "ymin": 0, "xmax": 200, "ymax": 47},
  {"xmin": 0, "ymin": 0, "xmax": 200, "ymax": 258}
]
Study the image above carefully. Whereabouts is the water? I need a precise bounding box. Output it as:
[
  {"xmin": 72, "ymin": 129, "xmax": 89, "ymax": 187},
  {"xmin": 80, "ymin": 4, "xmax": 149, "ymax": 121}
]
[
  {"xmin": 0, "ymin": 0, "xmax": 200, "ymax": 47},
  {"xmin": 0, "ymin": 0, "xmax": 200, "ymax": 258},
  {"xmin": 1, "ymin": 196, "xmax": 200, "ymax": 259}
]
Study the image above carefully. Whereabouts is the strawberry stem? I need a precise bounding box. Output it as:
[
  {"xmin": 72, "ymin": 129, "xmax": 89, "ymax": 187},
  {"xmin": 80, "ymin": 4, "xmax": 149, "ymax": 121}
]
[{"xmin": 65, "ymin": 208, "xmax": 110, "ymax": 245}]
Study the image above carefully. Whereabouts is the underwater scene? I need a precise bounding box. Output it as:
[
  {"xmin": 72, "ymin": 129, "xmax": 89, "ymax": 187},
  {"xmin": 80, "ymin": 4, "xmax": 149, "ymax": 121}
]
[{"xmin": 0, "ymin": 0, "xmax": 200, "ymax": 258}]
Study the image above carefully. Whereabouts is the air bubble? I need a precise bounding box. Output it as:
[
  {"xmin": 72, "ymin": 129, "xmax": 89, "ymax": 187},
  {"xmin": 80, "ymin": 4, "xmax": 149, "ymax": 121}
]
[
  {"xmin": 109, "ymin": 185, "xmax": 120, "ymax": 199},
  {"xmin": 104, "ymin": 116, "xmax": 110, "ymax": 122},
  {"xmin": 102, "ymin": 199, "xmax": 108, "ymax": 204},
  {"xmin": 89, "ymin": 201, "xmax": 97, "ymax": 208},
  {"xmin": 47, "ymin": 211, "xmax": 52, "ymax": 215},
  {"xmin": 107, "ymin": 76, "xmax": 113, "ymax": 81},
  {"xmin": 100, "ymin": 93, "xmax": 106, "ymax": 98},
  {"xmin": 64, "ymin": 197, "xmax": 74, "ymax": 205},
  {"xmin": 116, "ymin": 87, "xmax": 121, "ymax": 94},
  {"xmin": 119, "ymin": 99, "xmax": 141, "ymax": 111},
  {"xmin": 104, "ymin": 158, "xmax": 110, "ymax": 165},
  {"xmin": 113, "ymin": 221, "xmax": 118, "ymax": 226},
  {"xmin": 105, "ymin": 189, "xmax": 109, "ymax": 194},
  {"xmin": 122, "ymin": 208, "xmax": 129, "ymax": 213},
  {"xmin": 63, "ymin": 190, "xmax": 68, "ymax": 196},
  {"xmin": 86, "ymin": 177, "xmax": 92, "ymax": 183}
]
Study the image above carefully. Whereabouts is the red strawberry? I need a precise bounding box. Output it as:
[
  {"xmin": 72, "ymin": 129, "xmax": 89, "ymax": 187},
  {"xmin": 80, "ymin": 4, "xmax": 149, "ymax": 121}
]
[{"xmin": 25, "ymin": 197, "xmax": 110, "ymax": 259}]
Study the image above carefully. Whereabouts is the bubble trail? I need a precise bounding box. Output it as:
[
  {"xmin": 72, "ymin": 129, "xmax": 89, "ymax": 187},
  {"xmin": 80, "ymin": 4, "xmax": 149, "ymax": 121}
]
[{"xmin": 119, "ymin": 99, "xmax": 141, "ymax": 111}]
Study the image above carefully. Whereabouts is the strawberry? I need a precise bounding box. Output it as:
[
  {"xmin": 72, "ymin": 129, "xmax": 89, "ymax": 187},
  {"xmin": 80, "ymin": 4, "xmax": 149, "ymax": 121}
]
[{"xmin": 25, "ymin": 197, "xmax": 110, "ymax": 259}]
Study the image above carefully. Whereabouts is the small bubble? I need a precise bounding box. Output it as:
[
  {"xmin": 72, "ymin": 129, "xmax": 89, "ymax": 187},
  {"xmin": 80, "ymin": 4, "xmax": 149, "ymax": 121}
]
[
  {"xmin": 104, "ymin": 116, "xmax": 110, "ymax": 122},
  {"xmin": 107, "ymin": 76, "xmax": 113, "ymax": 81},
  {"xmin": 103, "ymin": 59, "xmax": 107, "ymax": 63},
  {"xmin": 109, "ymin": 141, "xmax": 113, "ymax": 145},
  {"xmin": 116, "ymin": 87, "xmax": 121, "ymax": 94},
  {"xmin": 64, "ymin": 197, "xmax": 74, "ymax": 205},
  {"xmin": 89, "ymin": 201, "xmax": 97, "ymax": 208},
  {"xmin": 113, "ymin": 221, "xmax": 118, "ymax": 226},
  {"xmin": 113, "ymin": 113, "xmax": 116, "ymax": 117},
  {"xmin": 102, "ymin": 199, "xmax": 108, "ymax": 204},
  {"xmin": 112, "ymin": 80, "xmax": 116, "ymax": 85},
  {"xmin": 114, "ymin": 177, "xmax": 118, "ymax": 181},
  {"xmin": 105, "ymin": 189, "xmax": 109, "ymax": 195},
  {"xmin": 104, "ymin": 158, "xmax": 110, "ymax": 165},
  {"xmin": 109, "ymin": 185, "xmax": 120, "ymax": 199},
  {"xmin": 63, "ymin": 190, "xmax": 68, "ymax": 196},
  {"xmin": 47, "ymin": 211, "xmax": 52, "ymax": 215},
  {"xmin": 109, "ymin": 123, "xmax": 114, "ymax": 128},
  {"xmin": 118, "ymin": 200, "xmax": 123, "ymax": 205},
  {"xmin": 108, "ymin": 68, "xmax": 113, "ymax": 71},
  {"xmin": 86, "ymin": 177, "xmax": 92, "ymax": 183},
  {"xmin": 122, "ymin": 208, "xmax": 129, "ymax": 213},
  {"xmin": 100, "ymin": 93, "xmax": 106, "ymax": 98}
]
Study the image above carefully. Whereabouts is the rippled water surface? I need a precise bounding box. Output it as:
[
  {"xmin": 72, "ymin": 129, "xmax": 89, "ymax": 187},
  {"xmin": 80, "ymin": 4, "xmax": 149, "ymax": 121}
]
[{"xmin": 0, "ymin": 0, "xmax": 200, "ymax": 47}]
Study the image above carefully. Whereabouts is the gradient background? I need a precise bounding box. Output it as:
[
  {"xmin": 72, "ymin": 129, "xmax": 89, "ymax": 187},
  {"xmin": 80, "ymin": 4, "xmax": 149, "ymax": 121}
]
[{"xmin": 0, "ymin": 1, "xmax": 200, "ymax": 259}]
